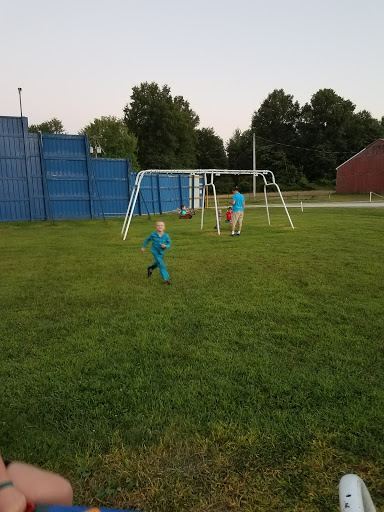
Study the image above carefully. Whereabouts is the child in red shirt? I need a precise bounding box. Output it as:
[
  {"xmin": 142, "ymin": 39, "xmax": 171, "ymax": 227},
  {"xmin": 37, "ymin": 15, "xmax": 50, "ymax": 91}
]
[{"xmin": 225, "ymin": 207, "xmax": 232, "ymax": 223}]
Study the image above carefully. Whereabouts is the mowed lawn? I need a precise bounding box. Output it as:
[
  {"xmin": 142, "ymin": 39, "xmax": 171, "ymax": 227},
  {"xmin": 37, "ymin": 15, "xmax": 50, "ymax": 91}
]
[{"xmin": 1, "ymin": 207, "xmax": 383, "ymax": 512}]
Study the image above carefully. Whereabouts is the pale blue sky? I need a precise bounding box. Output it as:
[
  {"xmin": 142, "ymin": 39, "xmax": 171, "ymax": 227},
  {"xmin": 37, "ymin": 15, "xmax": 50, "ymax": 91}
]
[{"xmin": 1, "ymin": 0, "xmax": 383, "ymax": 142}]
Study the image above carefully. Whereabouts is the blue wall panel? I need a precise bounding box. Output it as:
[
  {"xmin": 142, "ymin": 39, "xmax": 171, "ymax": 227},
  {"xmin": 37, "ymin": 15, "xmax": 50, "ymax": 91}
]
[
  {"xmin": 41, "ymin": 135, "xmax": 91, "ymax": 220},
  {"xmin": 92, "ymin": 158, "xmax": 130, "ymax": 217},
  {"xmin": 0, "ymin": 117, "xmax": 33, "ymax": 220},
  {"xmin": 0, "ymin": 116, "xmax": 24, "ymax": 136}
]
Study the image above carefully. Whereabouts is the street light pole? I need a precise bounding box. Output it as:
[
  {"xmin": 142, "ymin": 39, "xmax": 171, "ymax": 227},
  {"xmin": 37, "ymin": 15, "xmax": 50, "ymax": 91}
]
[
  {"xmin": 18, "ymin": 88, "xmax": 23, "ymax": 117},
  {"xmin": 252, "ymin": 132, "xmax": 256, "ymax": 198}
]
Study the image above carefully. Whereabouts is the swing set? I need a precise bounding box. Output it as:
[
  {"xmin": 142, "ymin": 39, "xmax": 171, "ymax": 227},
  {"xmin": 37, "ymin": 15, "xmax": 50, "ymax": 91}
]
[{"xmin": 121, "ymin": 169, "xmax": 294, "ymax": 240}]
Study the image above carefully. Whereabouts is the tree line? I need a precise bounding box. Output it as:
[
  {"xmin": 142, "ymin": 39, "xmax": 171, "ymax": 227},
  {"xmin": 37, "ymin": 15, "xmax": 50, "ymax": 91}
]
[{"xmin": 29, "ymin": 83, "xmax": 384, "ymax": 190}]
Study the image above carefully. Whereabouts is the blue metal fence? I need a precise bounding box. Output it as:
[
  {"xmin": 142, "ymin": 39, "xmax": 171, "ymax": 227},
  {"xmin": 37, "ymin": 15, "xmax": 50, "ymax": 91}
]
[{"xmin": 0, "ymin": 116, "xmax": 201, "ymax": 222}]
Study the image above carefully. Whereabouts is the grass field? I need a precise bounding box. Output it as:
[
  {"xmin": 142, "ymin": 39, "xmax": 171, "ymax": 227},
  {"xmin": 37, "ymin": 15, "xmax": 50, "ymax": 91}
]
[{"xmin": 1, "ymin": 207, "xmax": 383, "ymax": 512}]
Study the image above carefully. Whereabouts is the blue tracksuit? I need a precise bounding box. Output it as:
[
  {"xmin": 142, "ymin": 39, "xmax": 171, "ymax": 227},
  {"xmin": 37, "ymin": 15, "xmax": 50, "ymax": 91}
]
[{"xmin": 142, "ymin": 231, "xmax": 171, "ymax": 280}]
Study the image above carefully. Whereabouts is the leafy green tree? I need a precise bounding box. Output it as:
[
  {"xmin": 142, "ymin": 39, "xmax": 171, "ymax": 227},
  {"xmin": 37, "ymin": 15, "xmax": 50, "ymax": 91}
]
[
  {"xmin": 251, "ymin": 89, "xmax": 301, "ymax": 142},
  {"xmin": 226, "ymin": 129, "xmax": 253, "ymax": 170},
  {"xmin": 29, "ymin": 118, "xmax": 65, "ymax": 134},
  {"xmin": 345, "ymin": 110, "xmax": 384, "ymax": 152},
  {"xmin": 123, "ymin": 82, "xmax": 199, "ymax": 169},
  {"xmin": 298, "ymin": 89, "xmax": 376, "ymax": 181},
  {"xmin": 196, "ymin": 127, "xmax": 228, "ymax": 169},
  {"xmin": 79, "ymin": 116, "xmax": 138, "ymax": 169},
  {"xmin": 251, "ymin": 89, "xmax": 304, "ymax": 186},
  {"xmin": 239, "ymin": 87, "xmax": 383, "ymax": 188},
  {"xmin": 195, "ymin": 127, "xmax": 228, "ymax": 193},
  {"xmin": 224, "ymin": 129, "xmax": 253, "ymax": 191}
]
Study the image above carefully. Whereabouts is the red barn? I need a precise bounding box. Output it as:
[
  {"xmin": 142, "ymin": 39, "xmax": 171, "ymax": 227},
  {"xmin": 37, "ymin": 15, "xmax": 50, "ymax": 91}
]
[{"xmin": 336, "ymin": 139, "xmax": 384, "ymax": 193}]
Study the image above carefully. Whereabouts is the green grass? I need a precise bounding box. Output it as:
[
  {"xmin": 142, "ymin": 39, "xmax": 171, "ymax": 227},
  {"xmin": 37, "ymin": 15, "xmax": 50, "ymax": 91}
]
[{"xmin": 1, "ymin": 208, "xmax": 383, "ymax": 512}]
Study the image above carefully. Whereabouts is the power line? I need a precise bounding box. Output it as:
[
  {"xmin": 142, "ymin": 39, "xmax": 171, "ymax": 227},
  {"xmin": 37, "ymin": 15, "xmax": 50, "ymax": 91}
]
[{"xmin": 255, "ymin": 135, "xmax": 356, "ymax": 156}]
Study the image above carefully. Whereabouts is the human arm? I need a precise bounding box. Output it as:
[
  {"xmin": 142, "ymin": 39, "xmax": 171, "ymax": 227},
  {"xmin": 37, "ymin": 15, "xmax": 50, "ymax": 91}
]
[
  {"xmin": 6, "ymin": 462, "xmax": 72, "ymax": 506},
  {"xmin": 161, "ymin": 234, "xmax": 171, "ymax": 249},
  {"xmin": 142, "ymin": 233, "xmax": 153, "ymax": 251},
  {"xmin": 0, "ymin": 457, "xmax": 27, "ymax": 512}
]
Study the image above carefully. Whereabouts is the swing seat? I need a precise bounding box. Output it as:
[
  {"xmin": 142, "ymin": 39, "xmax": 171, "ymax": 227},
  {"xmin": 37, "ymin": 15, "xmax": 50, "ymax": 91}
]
[{"xmin": 179, "ymin": 213, "xmax": 193, "ymax": 219}]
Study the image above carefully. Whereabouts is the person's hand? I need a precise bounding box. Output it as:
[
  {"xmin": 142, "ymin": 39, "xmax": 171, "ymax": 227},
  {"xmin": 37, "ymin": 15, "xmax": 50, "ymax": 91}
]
[
  {"xmin": 141, "ymin": 248, "xmax": 145, "ymax": 253},
  {"xmin": 161, "ymin": 244, "xmax": 166, "ymax": 249},
  {"xmin": 0, "ymin": 485, "xmax": 27, "ymax": 512}
]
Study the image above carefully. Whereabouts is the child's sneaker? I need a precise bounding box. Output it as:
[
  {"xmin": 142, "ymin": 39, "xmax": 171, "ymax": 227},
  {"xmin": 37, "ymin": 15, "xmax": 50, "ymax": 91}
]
[
  {"xmin": 147, "ymin": 267, "xmax": 153, "ymax": 278},
  {"xmin": 163, "ymin": 280, "xmax": 171, "ymax": 285}
]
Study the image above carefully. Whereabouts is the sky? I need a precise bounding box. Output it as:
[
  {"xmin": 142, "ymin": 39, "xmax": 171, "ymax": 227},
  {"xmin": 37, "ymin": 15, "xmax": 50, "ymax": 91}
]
[{"xmin": 1, "ymin": 0, "xmax": 383, "ymax": 143}]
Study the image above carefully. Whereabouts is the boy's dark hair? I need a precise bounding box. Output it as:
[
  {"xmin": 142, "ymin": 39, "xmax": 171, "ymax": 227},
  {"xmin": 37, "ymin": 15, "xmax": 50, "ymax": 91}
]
[{"xmin": 233, "ymin": 187, "xmax": 239, "ymax": 192}]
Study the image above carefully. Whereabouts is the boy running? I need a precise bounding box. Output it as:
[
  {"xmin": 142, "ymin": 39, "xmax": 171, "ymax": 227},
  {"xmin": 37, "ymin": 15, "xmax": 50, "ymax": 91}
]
[{"xmin": 141, "ymin": 221, "xmax": 171, "ymax": 285}]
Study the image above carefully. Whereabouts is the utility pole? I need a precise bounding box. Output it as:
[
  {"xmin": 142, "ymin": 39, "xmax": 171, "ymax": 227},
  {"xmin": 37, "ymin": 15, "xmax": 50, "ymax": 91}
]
[{"xmin": 252, "ymin": 131, "xmax": 256, "ymax": 198}]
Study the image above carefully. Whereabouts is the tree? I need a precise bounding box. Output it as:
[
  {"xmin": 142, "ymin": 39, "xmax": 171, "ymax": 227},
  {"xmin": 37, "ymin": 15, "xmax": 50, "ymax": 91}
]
[
  {"xmin": 226, "ymin": 129, "xmax": 253, "ymax": 170},
  {"xmin": 300, "ymin": 89, "xmax": 361, "ymax": 181},
  {"xmin": 79, "ymin": 116, "xmax": 138, "ymax": 169},
  {"xmin": 240, "ymin": 87, "xmax": 384, "ymax": 188},
  {"xmin": 224, "ymin": 129, "xmax": 253, "ymax": 191},
  {"xmin": 123, "ymin": 82, "xmax": 199, "ymax": 169},
  {"xmin": 29, "ymin": 118, "xmax": 65, "ymax": 134},
  {"xmin": 196, "ymin": 127, "xmax": 228, "ymax": 169},
  {"xmin": 251, "ymin": 89, "xmax": 301, "ymax": 142},
  {"xmin": 251, "ymin": 90, "xmax": 304, "ymax": 186},
  {"xmin": 345, "ymin": 110, "xmax": 384, "ymax": 153}
]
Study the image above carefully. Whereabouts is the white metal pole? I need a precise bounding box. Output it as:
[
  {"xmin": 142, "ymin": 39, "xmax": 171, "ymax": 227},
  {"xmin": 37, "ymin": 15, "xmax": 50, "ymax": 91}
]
[
  {"xmin": 370, "ymin": 192, "xmax": 372, "ymax": 203},
  {"xmin": 123, "ymin": 173, "xmax": 144, "ymax": 240},
  {"xmin": 201, "ymin": 173, "xmax": 206, "ymax": 230},
  {"xmin": 263, "ymin": 184, "xmax": 270, "ymax": 226},
  {"xmin": 211, "ymin": 175, "xmax": 220, "ymax": 235},
  {"xmin": 339, "ymin": 474, "xmax": 377, "ymax": 512},
  {"xmin": 121, "ymin": 171, "xmax": 141, "ymax": 234},
  {"xmin": 189, "ymin": 173, "xmax": 197, "ymax": 209},
  {"xmin": 275, "ymin": 183, "xmax": 294, "ymax": 229},
  {"xmin": 121, "ymin": 186, "xmax": 135, "ymax": 234},
  {"xmin": 301, "ymin": 201, "xmax": 303, "ymax": 212}
]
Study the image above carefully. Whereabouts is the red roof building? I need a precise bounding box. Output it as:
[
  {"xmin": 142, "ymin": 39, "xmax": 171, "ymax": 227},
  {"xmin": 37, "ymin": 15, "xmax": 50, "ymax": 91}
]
[{"xmin": 336, "ymin": 139, "xmax": 384, "ymax": 193}]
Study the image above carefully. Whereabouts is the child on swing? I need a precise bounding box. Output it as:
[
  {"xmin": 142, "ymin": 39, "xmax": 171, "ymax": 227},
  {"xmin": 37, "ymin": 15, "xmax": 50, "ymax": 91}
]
[{"xmin": 178, "ymin": 205, "xmax": 193, "ymax": 219}]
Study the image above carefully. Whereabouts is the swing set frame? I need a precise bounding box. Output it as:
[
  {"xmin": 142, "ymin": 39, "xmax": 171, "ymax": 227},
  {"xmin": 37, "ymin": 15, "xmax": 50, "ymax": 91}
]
[{"xmin": 121, "ymin": 169, "xmax": 294, "ymax": 240}]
